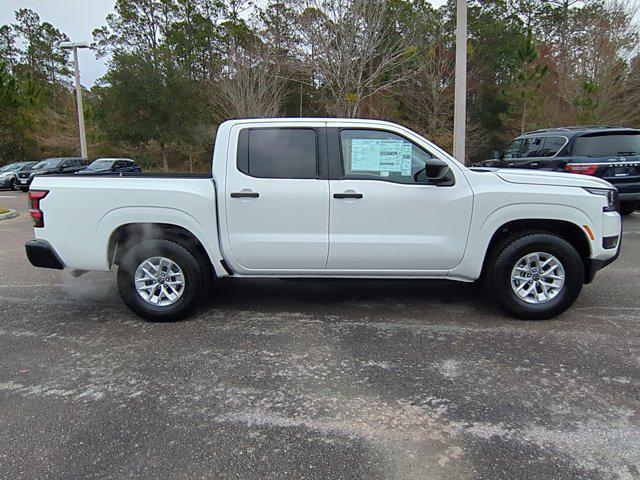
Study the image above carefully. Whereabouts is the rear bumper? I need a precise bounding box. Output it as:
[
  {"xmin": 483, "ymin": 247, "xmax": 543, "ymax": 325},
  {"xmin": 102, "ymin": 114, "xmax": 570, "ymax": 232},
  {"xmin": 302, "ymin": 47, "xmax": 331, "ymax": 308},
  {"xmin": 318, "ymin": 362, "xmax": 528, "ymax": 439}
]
[
  {"xmin": 25, "ymin": 240, "xmax": 64, "ymax": 270},
  {"xmin": 611, "ymin": 182, "xmax": 640, "ymax": 202},
  {"xmin": 618, "ymin": 192, "xmax": 640, "ymax": 202}
]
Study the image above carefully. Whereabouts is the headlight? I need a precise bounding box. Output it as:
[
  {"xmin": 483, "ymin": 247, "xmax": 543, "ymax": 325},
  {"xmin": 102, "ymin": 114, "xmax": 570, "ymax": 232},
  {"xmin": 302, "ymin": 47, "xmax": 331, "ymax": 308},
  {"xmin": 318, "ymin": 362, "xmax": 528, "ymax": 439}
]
[{"xmin": 583, "ymin": 187, "xmax": 618, "ymax": 213}]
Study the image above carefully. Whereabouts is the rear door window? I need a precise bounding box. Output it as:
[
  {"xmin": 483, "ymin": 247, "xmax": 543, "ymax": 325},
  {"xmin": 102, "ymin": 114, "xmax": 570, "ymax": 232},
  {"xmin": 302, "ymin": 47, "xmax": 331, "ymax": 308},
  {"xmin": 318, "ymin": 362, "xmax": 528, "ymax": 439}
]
[
  {"xmin": 520, "ymin": 137, "xmax": 543, "ymax": 157},
  {"xmin": 238, "ymin": 128, "xmax": 318, "ymax": 179},
  {"xmin": 538, "ymin": 137, "xmax": 566, "ymax": 157},
  {"xmin": 573, "ymin": 133, "xmax": 640, "ymax": 157}
]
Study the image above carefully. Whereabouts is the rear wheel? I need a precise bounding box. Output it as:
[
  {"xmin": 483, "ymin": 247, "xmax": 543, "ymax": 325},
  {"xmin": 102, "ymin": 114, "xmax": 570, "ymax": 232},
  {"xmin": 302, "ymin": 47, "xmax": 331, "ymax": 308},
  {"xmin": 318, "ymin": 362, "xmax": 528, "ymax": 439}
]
[
  {"xmin": 117, "ymin": 239, "xmax": 205, "ymax": 322},
  {"xmin": 619, "ymin": 202, "xmax": 638, "ymax": 216},
  {"xmin": 485, "ymin": 233, "xmax": 584, "ymax": 320}
]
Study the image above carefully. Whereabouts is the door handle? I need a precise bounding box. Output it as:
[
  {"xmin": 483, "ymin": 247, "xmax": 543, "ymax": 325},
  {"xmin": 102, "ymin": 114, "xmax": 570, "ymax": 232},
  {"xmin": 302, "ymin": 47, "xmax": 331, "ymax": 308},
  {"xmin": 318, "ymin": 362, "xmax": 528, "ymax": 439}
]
[
  {"xmin": 231, "ymin": 192, "xmax": 259, "ymax": 198},
  {"xmin": 334, "ymin": 192, "xmax": 363, "ymax": 199}
]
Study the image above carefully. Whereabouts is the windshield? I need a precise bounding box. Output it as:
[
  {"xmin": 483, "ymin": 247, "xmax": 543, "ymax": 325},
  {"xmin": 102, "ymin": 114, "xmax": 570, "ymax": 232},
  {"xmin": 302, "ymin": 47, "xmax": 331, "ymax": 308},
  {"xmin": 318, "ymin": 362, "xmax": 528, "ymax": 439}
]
[
  {"xmin": 0, "ymin": 163, "xmax": 20, "ymax": 173},
  {"xmin": 573, "ymin": 133, "xmax": 640, "ymax": 157},
  {"xmin": 33, "ymin": 158, "xmax": 64, "ymax": 169},
  {"xmin": 87, "ymin": 160, "xmax": 114, "ymax": 171}
]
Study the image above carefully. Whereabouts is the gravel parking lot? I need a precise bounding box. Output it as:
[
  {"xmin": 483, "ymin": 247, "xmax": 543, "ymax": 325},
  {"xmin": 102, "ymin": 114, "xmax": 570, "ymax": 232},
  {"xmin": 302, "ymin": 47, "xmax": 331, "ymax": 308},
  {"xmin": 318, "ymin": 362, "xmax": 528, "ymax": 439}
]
[{"xmin": 1, "ymin": 190, "xmax": 639, "ymax": 479}]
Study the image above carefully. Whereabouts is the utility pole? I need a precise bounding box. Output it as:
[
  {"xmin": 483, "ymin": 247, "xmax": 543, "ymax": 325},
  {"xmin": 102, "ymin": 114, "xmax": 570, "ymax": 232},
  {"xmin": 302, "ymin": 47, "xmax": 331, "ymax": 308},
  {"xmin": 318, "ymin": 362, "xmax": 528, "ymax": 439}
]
[
  {"xmin": 60, "ymin": 41, "xmax": 90, "ymax": 159},
  {"xmin": 453, "ymin": 0, "xmax": 468, "ymax": 163}
]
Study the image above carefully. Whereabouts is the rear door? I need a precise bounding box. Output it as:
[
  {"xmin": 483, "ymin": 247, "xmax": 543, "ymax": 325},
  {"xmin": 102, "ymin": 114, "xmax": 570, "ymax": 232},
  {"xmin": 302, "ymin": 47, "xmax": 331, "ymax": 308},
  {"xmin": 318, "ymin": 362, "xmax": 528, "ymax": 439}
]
[
  {"xmin": 224, "ymin": 123, "xmax": 330, "ymax": 271},
  {"xmin": 326, "ymin": 127, "xmax": 473, "ymax": 272}
]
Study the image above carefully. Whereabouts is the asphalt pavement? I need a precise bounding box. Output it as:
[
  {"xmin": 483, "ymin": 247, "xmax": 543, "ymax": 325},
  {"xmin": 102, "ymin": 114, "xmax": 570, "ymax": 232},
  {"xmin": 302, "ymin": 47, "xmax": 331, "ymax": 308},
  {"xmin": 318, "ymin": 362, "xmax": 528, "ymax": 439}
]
[{"xmin": 1, "ymin": 189, "xmax": 639, "ymax": 479}]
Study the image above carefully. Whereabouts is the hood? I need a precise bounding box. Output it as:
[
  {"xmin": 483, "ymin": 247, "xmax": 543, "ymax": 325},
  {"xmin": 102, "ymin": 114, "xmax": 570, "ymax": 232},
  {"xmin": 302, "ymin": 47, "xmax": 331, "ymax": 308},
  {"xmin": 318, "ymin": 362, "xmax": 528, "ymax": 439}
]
[
  {"xmin": 27, "ymin": 168, "xmax": 57, "ymax": 176},
  {"xmin": 492, "ymin": 168, "xmax": 614, "ymax": 190}
]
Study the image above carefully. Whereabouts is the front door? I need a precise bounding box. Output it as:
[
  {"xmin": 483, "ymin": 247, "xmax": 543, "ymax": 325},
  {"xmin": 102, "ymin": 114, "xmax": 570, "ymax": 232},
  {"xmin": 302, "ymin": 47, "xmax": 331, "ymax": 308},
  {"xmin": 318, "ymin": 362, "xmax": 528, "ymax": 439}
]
[
  {"xmin": 225, "ymin": 125, "xmax": 330, "ymax": 271},
  {"xmin": 327, "ymin": 128, "xmax": 473, "ymax": 272}
]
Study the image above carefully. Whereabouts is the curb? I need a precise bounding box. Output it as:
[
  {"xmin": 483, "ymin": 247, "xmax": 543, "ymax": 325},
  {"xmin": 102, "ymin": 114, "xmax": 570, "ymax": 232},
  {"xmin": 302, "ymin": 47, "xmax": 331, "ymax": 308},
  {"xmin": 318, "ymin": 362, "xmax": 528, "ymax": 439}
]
[{"xmin": 0, "ymin": 209, "xmax": 18, "ymax": 221}]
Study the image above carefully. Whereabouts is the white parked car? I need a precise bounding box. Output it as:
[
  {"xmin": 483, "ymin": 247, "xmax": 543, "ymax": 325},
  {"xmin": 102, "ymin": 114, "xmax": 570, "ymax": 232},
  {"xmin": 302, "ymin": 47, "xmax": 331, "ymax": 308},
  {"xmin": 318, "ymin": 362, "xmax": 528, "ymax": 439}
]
[{"xmin": 25, "ymin": 118, "xmax": 621, "ymax": 321}]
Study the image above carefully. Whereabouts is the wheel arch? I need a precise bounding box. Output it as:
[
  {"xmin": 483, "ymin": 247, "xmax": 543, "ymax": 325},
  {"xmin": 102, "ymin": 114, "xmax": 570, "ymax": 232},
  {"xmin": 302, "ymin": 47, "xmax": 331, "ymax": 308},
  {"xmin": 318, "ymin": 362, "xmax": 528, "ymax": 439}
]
[
  {"xmin": 96, "ymin": 205, "xmax": 226, "ymax": 277},
  {"xmin": 480, "ymin": 219, "xmax": 593, "ymax": 282},
  {"xmin": 107, "ymin": 223, "xmax": 219, "ymax": 282}
]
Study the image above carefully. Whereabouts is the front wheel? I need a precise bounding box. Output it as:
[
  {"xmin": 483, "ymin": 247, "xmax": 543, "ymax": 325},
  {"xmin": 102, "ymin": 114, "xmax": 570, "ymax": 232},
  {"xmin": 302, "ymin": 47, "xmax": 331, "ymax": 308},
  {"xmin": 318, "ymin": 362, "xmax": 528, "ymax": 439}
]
[
  {"xmin": 9, "ymin": 178, "xmax": 17, "ymax": 191},
  {"xmin": 619, "ymin": 202, "xmax": 639, "ymax": 216},
  {"xmin": 485, "ymin": 233, "xmax": 584, "ymax": 320},
  {"xmin": 117, "ymin": 239, "xmax": 205, "ymax": 322}
]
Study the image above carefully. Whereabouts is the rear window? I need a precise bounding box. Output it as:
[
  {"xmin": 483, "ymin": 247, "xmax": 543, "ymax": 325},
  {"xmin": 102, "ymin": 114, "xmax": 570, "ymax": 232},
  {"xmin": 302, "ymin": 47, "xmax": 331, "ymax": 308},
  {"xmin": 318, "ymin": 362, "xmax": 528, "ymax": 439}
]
[
  {"xmin": 238, "ymin": 128, "xmax": 318, "ymax": 179},
  {"xmin": 573, "ymin": 133, "xmax": 640, "ymax": 157}
]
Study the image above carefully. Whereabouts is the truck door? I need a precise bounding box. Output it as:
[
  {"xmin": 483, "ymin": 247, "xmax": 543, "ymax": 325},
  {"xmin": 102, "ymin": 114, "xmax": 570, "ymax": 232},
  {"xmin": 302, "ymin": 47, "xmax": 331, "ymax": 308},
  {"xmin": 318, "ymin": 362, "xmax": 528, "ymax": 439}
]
[
  {"xmin": 327, "ymin": 127, "xmax": 473, "ymax": 272},
  {"xmin": 225, "ymin": 124, "xmax": 329, "ymax": 271}
]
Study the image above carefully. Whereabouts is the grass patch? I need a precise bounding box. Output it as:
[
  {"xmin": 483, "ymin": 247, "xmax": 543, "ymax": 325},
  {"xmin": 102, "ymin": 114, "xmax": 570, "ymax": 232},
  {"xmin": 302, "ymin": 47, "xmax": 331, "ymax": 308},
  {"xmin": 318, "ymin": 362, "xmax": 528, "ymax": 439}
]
[{"xmin": 0, "ymin": 208, "xmax": 10, "ymax": 215}]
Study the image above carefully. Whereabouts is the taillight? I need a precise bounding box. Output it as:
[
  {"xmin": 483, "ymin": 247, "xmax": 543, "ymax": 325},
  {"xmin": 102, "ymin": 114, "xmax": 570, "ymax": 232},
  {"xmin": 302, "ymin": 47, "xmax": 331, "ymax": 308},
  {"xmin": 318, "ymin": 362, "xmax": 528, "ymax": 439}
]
[
  {"xmin": 28, "ymin": 190, "xmax": 48, "ymax": 228},
  {"xmin": 564, "ymin": 164, "xmax": 598, "ymax": 175}
]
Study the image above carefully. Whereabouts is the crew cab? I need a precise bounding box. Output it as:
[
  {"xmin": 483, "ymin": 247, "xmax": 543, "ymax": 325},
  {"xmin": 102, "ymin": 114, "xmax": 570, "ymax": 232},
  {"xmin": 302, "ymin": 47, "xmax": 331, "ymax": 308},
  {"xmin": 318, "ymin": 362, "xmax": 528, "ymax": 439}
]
[{"xmin": 24, "ymin": 119, "xmax": 622, "ymax": 322}]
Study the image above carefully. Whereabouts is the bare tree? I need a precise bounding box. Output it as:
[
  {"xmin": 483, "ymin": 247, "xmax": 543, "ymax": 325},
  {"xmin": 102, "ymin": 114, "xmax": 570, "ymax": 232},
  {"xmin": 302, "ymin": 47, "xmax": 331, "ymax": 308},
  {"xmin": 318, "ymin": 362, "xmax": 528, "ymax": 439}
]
[
  {"xmin": 292, "ymin": 0, "xmax": 417, "ymax": 118},
  {"xmin": 209, "ymin": 49, "xmax": 288, "ymax": 119}
]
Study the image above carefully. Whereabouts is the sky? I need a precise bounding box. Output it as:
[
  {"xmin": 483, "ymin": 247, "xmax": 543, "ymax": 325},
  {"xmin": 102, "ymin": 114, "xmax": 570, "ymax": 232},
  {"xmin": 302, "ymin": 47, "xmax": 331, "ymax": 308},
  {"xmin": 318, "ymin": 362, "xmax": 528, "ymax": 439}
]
[{"xmin": 0, "ymin": 0, "xmax": 448, "ymax": 86}]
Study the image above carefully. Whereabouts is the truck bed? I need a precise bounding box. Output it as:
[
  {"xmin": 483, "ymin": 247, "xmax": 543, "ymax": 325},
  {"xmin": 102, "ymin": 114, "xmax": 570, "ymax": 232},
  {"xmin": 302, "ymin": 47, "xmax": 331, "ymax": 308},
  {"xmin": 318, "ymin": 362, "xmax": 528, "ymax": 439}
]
[{"xmin": 42, "ymin": 172, "xmax": 213, "ymax": 179}]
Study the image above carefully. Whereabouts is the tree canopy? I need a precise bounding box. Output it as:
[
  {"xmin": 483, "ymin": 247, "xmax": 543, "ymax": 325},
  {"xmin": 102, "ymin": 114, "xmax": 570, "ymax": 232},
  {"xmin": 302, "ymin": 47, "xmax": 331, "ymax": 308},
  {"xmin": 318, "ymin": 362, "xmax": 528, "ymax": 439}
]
[{"xmin": 1, "ymin": 0, "xmax": 639, "ymax": 169}]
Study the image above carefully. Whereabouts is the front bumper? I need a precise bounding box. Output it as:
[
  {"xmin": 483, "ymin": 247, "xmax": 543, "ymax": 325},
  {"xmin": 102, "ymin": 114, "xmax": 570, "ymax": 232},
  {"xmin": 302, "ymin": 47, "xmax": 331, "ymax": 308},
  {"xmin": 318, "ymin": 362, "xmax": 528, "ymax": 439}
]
[
  {"xmin": 25, "ymin": 240, "xmax": 64, "ymax": 270},
  {"xmin": 15, "ymin": 177, "xmax": 32, "ymax": 188},
  {"xmin": 585, "ymin": 215, "xmax": 622, "ymax": 283},
  {"xmin": 586, "ymin": 243, "xmax": 621, "ymax": 283}
]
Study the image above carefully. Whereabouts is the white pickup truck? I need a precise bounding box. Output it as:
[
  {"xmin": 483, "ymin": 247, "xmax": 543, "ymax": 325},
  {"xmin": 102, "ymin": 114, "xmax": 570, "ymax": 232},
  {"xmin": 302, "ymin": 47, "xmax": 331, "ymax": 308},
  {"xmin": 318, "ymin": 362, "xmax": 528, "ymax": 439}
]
[{"xmin": 25, "ymin": 118, "xmax": 622, "ymax": 321}]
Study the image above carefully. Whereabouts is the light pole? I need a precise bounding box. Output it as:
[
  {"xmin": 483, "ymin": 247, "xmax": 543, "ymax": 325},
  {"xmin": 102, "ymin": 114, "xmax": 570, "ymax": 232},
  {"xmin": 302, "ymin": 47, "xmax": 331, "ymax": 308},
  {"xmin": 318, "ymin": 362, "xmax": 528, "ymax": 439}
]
[
  {"xmin": 453, "ymin": 0, "xmax": 467, "ymax": 163},
  {"xmin": 60, "ymin": 41, "xmax": 90, "ymax": 159}
]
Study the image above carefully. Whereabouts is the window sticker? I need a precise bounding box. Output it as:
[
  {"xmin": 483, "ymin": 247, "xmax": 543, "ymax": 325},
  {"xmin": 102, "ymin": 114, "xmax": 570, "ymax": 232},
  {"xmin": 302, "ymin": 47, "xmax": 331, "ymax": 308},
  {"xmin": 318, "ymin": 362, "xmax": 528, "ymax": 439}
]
[{"xmin": 351, "ymin": 139, "xmax": 412, "ymax": 175}]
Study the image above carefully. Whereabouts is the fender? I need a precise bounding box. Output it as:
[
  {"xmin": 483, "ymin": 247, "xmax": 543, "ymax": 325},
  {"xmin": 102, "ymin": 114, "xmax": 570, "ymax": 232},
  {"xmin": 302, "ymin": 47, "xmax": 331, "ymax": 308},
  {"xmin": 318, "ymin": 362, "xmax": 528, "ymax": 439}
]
[
  {"xmin": 450, "ymin": 203, "xmax": 595, "ymax": 281},
  {"xmin": 96, "ymin": 206, "xmax": 226, "ymax": 276}
]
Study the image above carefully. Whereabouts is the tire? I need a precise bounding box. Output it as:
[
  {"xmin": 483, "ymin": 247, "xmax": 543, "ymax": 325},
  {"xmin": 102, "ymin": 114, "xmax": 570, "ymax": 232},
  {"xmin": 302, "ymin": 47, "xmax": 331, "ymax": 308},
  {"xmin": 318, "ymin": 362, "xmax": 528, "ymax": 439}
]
[
  {"xmin": 117, "ymin": 238, "xmax": 205, "ymax": 322},
  {"xmin": 9, "ymin": 178, "xmax": 16, "ymax": 191},
  {"xmin": 619, "ymin": 202, "xmax": 638, "ymax": 216},
  {"xmin": 485, "ymin": 233, "xmax": 584, "ymax": 320}
]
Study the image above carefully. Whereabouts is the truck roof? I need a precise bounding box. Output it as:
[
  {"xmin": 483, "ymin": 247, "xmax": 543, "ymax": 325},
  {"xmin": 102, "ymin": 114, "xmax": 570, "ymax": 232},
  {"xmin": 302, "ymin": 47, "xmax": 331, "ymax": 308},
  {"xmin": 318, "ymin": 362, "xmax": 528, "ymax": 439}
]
[{"xmin": 220, "ymin": 117, "xmax": 405, "ymax": 128}]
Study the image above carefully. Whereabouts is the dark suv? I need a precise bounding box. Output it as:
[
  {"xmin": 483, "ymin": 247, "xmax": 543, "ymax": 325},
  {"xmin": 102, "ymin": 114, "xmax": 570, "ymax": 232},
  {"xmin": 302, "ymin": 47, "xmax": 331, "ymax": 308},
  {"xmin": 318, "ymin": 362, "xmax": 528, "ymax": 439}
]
[
  {"xmin": 15, "ymin": 157, "xmax": 87, "ymax": 191},
  {"xmin": 481, "ymin": 126, "xmax": 640, "ymax": 215}
]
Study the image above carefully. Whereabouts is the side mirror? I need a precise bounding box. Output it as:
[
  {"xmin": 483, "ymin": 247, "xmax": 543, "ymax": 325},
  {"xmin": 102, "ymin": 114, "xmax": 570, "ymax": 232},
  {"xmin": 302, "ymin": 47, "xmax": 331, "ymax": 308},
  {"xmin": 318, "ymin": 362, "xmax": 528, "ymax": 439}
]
[
  {"xmin": 425, "ymin": 158, "xmax": 453, "ymax": 185},
  {"xmin": 492, "ymin": 150, "xmax": 501, "ymax": 160}
]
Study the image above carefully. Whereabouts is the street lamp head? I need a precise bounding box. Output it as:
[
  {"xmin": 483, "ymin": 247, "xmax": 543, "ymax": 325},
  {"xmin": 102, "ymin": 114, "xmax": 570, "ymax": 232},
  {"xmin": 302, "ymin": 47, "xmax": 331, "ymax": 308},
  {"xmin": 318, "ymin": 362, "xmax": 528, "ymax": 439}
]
[{"xmin": 60, "ymin": 41, "xmax": 90, "ymax": 49}]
